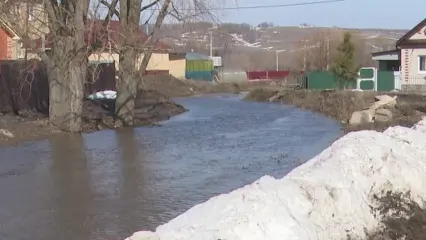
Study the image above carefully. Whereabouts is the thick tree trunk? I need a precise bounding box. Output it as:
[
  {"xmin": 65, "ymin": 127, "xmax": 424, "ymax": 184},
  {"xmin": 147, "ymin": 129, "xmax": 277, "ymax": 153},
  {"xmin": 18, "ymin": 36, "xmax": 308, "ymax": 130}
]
[
  {"xmin": 116, "ymin": 48, "xmax": 137, "ymax": 126},
  {"xmin": 47, "ymin": 39, "xmax": 86, "ymax": 132},
  {"xmin": 42, "ymin": 0, "xmax": 89, "ymax": 133},
  {"xmin": 115, "ymin": 0, "xmax": 142, "ymax": 127}
]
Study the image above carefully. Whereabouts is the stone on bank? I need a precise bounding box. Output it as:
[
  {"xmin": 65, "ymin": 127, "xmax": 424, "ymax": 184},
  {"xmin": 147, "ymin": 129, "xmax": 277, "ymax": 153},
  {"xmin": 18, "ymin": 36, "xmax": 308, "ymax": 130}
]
[{"xmin": 126, "ymin": 117, "xmax": 426, "ymax": 240}]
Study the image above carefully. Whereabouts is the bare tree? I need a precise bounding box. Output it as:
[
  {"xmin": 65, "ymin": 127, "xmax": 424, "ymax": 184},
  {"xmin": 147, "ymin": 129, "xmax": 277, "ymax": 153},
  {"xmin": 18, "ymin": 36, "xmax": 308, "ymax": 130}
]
[
  {"xmin": 292, "ymin": 29, "xmax": 340, "ymax": 71},
  {"xmin": 101, "ymin": 0, "xmax": 219, "ymax": 126},
  {"xmin": 39, "ymin": 0, "xmax": 91, "ymax": 132},
  {"xmin": 37, "ymin": 0, "xmax": 117, "ymax": 132}
]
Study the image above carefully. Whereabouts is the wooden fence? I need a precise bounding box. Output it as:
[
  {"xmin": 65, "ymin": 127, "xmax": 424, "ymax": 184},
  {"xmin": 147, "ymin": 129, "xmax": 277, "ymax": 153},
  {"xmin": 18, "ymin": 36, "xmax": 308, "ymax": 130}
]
[
  {"xmin": 0, "ymin": 60, "xmax": 116, "ymax": 115},
  {"xmin": 0, "ymin": 60, "xmax": 49, "ymax": 114}
]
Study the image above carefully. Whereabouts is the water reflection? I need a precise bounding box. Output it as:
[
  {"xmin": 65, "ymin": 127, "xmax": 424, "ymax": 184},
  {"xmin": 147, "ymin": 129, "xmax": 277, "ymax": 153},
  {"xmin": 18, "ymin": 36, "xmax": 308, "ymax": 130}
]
[
  {"xmin": 116, "ymin": 129, "xmax": 146, "ymax": 235},
  {"xmin": 0, "ymin": 95, "xmax": 343, "ymax": 240},
  {"xmin": 48, "ymin": 135, "xmax": 92, "ymax": 239}
]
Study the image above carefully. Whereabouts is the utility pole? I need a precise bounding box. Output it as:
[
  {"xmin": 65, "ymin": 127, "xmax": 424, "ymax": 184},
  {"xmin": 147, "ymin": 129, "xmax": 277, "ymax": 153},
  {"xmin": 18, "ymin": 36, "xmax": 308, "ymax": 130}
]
[
  {"xmin": 210, "ymin": 31, "xmax": 213, "ymax": 58},
  {"xmin": 326, "ymin": 37, "xmax": 330, "ymax": 70},
  {"xmin": 276, "ymin": 51, "xmax": 278, "ymax": 71},
  {"xmin": 303, "ymin": 40, "xmax": 307, "ymax": 71},
  {"xmin": 276, "ymin": 49, "xmax": 286, "ymax": 71}
]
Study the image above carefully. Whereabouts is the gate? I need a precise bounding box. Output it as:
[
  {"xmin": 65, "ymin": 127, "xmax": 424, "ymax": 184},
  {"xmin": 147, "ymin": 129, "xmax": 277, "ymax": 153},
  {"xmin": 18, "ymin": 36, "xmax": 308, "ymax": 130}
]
[
  {"xmin": 357, "ymin": 67, "xmax": 397, "ymax": 91},
  {"xmin": 358, "ymin": 67, "xmax": 376, "ymax": 90}
]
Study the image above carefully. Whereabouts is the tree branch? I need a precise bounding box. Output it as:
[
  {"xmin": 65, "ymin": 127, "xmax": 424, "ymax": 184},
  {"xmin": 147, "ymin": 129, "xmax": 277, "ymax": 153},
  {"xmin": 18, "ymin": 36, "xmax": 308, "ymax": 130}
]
[
  {"xmin": 139, "ymin": 0, "xmax": 171, "ymax": 78},
  {"xmin": 99, "ymin": 0, "xmax": 120, "ymax": 19},
  {"xmin": 103, "ymin": 0, "xmax": 119, "ymax": 24},
  {"xmin": 141, "ymin": 0, "xmax": 160, "ymax": 12}
]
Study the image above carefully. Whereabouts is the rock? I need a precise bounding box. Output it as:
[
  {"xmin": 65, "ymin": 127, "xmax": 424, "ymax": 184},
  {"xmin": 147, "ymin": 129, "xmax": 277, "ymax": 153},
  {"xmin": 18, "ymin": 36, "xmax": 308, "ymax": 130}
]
[
  {"xmin": 125, "ymin": 231, "xmax": 159, "ymax": 240},
  {"xmin": 0, "ymin": 129, "xmax": 14, "ymax": 138},
  {"xmin": 349, "ymin": 109, "xmax": 374, "ymax": 125},
  {"xmin": 370, "ymin": 95, "xmax": 397, "ymax": 111},
  {"xmin": 268, "ymin": 92, "xmax": 284, "ymax": 102},
  {"xmin": 374, "ymin": 108, "xmax": 393, "ymax": 123}
]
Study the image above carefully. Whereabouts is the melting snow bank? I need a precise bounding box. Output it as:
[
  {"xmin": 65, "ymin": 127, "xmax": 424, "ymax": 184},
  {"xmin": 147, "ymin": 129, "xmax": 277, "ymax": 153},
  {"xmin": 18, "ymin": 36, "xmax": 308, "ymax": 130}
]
[{"xmin": 126, "ymin": 118, "xmax": 426, "ymax": 240}]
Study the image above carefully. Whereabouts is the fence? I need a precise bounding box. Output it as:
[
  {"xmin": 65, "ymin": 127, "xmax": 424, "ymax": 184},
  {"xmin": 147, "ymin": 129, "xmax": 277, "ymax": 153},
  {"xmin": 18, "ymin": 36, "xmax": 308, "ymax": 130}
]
[
  {"xmin": 305, "ymin": 71, "xmax": 356, "ymax": 90},
  {"xmin": 185, "ymin": 59, "xmax": 214, "ymax": 81},
  {"xmin": 0, "ymin": 60, "xmax": 116, "ymax": 115},
  {"xmin": 85, "ymin": 63, "xmax": 116, "ymax": 97},
  {"xmin": 0, "ymin": 60, "xmax": 49, "ymax": 114},
  {"xmin": 305, "ymin": 70, "xmax": 397, "ymax": 91},
  {"xmin": 246, "ymin": 70, "xmax": 291, "ymax": 81},
  {"xmin": 143, "ymin": 70, "xmax": 169, "ymax": 76}
]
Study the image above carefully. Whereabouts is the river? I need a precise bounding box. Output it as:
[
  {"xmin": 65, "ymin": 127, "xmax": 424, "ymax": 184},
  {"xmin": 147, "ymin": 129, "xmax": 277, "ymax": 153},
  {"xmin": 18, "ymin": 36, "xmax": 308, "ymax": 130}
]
[{"xmin": 0, "ymin": 94, "xmax": 342, "ymax": 240}]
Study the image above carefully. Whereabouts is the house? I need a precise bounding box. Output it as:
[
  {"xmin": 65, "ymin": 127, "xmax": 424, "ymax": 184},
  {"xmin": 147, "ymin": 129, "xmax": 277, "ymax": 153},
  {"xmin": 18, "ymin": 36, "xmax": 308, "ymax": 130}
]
[
  {"xmin": 0, "ymin": 0, "xmax": 49, "ymax": 40},
  {"xmin": 169, "ymin": 53, "xmax": 186, "ymax": 79},
  {"xmin": 0, "ymin": 18, "xmax": 24, "ymax": 60},
  {"xmin": 372, "ymin": 17, "xmax": 426, "ymax": 91},
  {"xmin": 32, "ymin": 20, "xmax": 172, "ymax": 73}
]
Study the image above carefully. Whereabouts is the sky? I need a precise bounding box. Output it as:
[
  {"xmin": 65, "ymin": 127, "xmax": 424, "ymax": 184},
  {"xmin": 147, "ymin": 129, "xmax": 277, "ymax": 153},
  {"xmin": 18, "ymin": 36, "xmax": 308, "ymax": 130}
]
[{"xmin": 211, "ymin": 0, "xmax": 424, "ymax": 29}]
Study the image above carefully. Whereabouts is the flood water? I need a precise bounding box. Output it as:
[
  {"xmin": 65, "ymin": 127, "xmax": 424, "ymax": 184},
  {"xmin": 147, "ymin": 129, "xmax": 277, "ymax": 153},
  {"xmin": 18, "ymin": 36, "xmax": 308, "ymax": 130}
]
[{"xmin": 0, "ymin": 94, "xmax": 342, "ymax": 240}]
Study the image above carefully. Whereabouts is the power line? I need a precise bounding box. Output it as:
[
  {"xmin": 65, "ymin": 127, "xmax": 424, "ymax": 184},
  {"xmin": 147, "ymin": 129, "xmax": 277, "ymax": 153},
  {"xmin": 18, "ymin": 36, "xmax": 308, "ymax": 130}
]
[
  {"xmin": 97, "ymin": 0, "xmax": 345, "ymax": 11},
  {"xmin": 207, "ymin": 0, "xmax": 345, "ymax": 10}
]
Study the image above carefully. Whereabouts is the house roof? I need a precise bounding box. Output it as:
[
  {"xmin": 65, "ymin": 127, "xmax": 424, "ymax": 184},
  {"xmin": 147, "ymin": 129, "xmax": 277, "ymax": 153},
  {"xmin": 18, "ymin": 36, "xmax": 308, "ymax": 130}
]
[
  {"xmin": 371, "ymin": 49, "xmax": 399, "ymax": 57},
  {"xmin": 186, "ymin": 52, "xmax": 210, "ymax": 60},
  {"xmin": 396, "ymin": 17, "xmax": 426, "ymax": 46},
  {"xmin": 0, "ymin": 18, "xmax": 21, "ymax": 39},
  {"xmin": 169, "ymin": 52, "xmax": 186, "ymax": 60},
  {"xmin": 32, "ymin": 20, "xmax": 171, "ymax": 52}
]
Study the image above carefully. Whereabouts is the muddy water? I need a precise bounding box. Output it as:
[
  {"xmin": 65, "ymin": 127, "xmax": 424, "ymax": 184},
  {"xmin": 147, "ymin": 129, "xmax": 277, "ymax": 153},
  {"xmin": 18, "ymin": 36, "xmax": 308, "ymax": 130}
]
[{"xmin": 0, "ymin": 94, "xmax": 342, "ymax": 240}]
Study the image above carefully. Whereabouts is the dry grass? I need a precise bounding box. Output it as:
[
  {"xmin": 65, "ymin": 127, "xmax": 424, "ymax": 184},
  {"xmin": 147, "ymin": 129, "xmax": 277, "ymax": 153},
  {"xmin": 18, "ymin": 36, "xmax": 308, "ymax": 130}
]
[
  {"xmin": 141, "ymin": 74, "xmax": 284, "ymax": 98},
  {"xmin": 245, "ymin": 88, "xmax": 426, "ymax": 132}
]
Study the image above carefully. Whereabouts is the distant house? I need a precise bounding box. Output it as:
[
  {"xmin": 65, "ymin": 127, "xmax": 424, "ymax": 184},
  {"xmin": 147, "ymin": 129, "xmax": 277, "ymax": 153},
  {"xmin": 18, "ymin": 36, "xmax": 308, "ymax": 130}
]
[
  {"xmin": 169, "ymin": 53, "xmax": 186, "ymax": 79},
  {"xmin": 372, "ymin": 17, "xmax": 426, "ymax": 91},
  {"xmin": 0, "ymin": 0, "xmax": 49, "ymax": 40},
  {"xmin": 32, "ymin": 20, "xmax": 172, "ymax": 73},
  {"xmin": 0, "ymin": 18, "xmax": 24, "ymax": 60}
]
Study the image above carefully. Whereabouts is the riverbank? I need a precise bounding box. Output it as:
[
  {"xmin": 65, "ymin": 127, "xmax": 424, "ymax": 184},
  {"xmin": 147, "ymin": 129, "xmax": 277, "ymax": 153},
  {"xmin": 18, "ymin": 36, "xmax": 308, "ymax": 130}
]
[
  {"xmin": 126, "ymin": 118, "xmax": 426, "ymax": 240},
  {"xmin": 0, "ymin": 76, "xmax": 276, "ymax": 146},
  {"xmin": 245, "ymin": 88, "xmax": 426, "ymax": 132}
]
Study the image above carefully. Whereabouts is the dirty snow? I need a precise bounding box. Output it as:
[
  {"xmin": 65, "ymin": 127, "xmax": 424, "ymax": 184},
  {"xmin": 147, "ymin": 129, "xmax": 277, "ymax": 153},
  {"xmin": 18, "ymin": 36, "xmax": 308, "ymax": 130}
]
[
  {"xmin": 126, "ymin": 118, "xmax": 426, "ymax": 240},
  {"xmin": 87, "ymin": 90, "xmax": 116, "ymax": 100}
]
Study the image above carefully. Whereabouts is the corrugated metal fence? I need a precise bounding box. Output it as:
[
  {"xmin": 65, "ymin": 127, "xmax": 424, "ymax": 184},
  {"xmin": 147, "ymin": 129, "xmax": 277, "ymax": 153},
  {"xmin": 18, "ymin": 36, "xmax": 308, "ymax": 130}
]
[{"xmin": 185, "ymin": 59, "xmax": 214, "ymax": 81}]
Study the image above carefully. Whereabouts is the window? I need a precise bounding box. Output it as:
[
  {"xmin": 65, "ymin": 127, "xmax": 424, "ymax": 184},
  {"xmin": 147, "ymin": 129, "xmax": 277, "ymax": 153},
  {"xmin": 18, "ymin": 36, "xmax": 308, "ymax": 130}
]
[{"xmin": 419, "ymin": 56, "xmax": 426, "ymax": 73}]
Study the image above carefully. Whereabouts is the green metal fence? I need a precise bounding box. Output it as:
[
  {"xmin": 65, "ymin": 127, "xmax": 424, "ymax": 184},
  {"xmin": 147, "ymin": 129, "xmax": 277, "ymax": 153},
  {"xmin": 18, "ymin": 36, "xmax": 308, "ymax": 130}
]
[
  {"xmin": 306, "ymin": 69, "xmax": 396, "ymax": 91},
  {"xmin": 306, "ymin": 71, "xmax": 356, "ymax": 90},
  {"xmin": 377, "ymin": 71, "xmax": 395, "ymax": 91}
]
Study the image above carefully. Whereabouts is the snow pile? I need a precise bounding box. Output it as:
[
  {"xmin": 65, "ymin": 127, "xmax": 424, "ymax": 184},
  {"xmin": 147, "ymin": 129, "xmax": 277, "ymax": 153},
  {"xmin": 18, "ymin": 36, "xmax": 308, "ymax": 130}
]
[
  {"xmin": 126, "ymin": 118, "xmax": 426, "ymax": 240},
  {"xmin": 87, "ymin": 90, "xmax": 116, "ymax": 100}
]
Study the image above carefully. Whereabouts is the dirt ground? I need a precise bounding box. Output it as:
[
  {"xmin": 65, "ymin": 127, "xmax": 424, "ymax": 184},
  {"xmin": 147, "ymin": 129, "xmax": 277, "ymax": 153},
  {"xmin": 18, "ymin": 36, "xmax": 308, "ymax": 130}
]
[
  {"xmin": 355, "ymin": 190, "xmax": 426, "ymax": 240},
  {"xmin": 0, "ymin": 76, "xmax": 279, "ymax": 146},
  {"xmin": 245, "ymin": 88, "xmax": 426, "ymax": 133}
]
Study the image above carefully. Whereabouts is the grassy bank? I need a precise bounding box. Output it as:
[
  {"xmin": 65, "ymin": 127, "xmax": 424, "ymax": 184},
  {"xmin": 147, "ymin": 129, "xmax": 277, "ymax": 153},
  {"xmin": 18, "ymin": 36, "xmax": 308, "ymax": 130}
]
[{"xmin": 245, "ymin": 88, "xmax": 426, "ymax": 132}]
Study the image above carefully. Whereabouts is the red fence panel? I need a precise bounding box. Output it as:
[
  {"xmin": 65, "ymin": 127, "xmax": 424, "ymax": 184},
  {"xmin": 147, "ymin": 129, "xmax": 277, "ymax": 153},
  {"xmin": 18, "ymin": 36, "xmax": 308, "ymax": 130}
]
[
  {"xmin": 246, "ymin": 70, "xmax": 291, "ymax": 81},
  {"xmin": 143, "ymin": 70, "xmax": 169, "ymax": 76}
]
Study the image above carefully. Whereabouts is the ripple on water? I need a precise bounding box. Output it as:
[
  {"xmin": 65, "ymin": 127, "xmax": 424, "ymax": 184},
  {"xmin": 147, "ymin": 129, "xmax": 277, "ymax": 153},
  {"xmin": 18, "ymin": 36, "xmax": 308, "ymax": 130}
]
[{"xmin": 0, "ymin": 94, "xmax": 342, "ymax": 240}]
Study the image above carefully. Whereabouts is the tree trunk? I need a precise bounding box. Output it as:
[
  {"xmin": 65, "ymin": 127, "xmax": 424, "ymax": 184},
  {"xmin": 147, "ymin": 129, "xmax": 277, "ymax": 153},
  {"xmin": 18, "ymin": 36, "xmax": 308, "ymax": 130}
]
[
  {"xmin": 42, "ymin": 0, "xmax": 89, "ymax": 132},
  {"xmin": 116, "ymin": 48, "xmax": 137, "ymax": 126},
  {"xmin": 115, "ymin": 0, "xmax": 142, "ymax": 127},
  {"xmin": 47, "ymin": 39, "xmax": 86, "ymax": 132}
]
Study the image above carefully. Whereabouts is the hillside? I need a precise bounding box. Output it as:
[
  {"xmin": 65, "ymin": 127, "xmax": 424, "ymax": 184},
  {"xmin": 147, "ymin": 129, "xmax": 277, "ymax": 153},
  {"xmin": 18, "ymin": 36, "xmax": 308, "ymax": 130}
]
[{"xmin": 152, "ymin": 22, "xmax": 407, "ymax": 70}]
